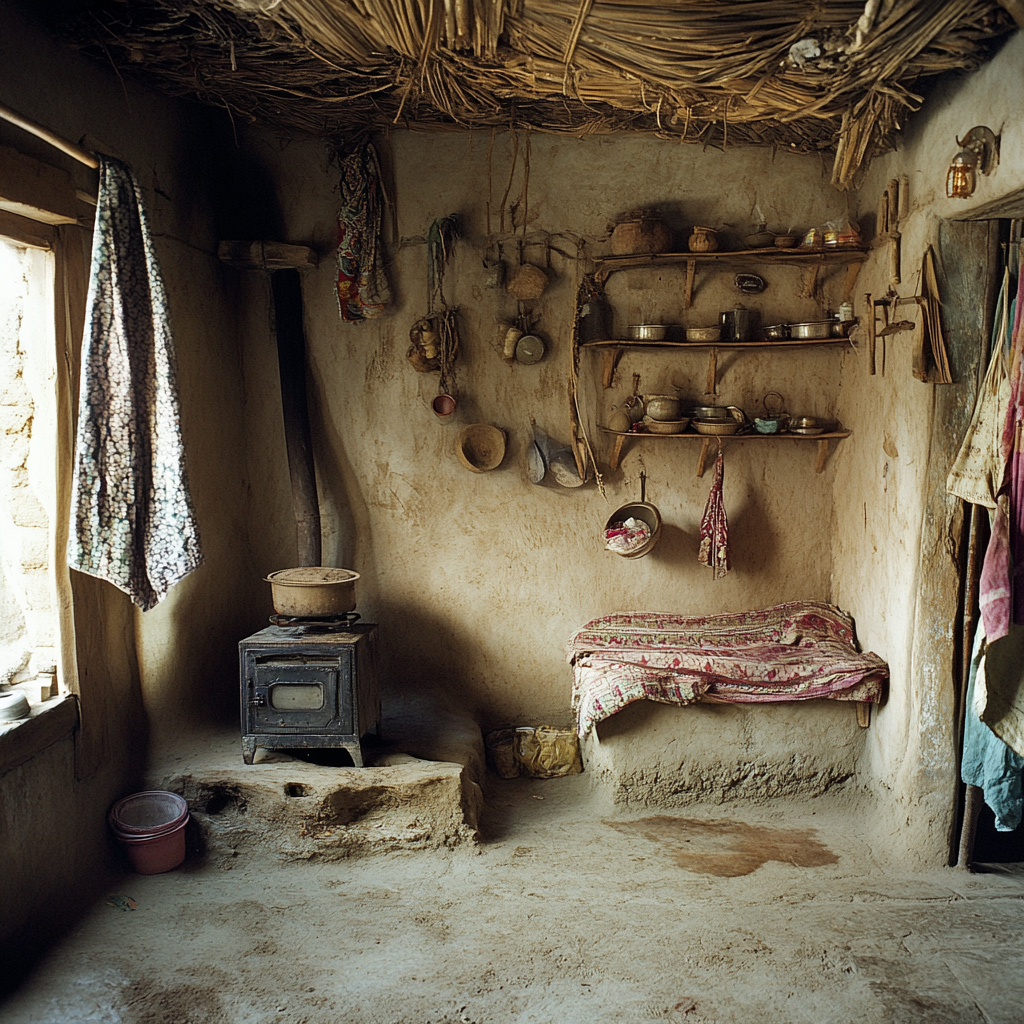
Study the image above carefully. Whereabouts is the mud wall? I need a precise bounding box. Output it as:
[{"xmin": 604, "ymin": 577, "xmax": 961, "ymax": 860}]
[
  {"xmin": 833, "ymin": 30, "xmax": 1024, "ymax": 864},
  {"xmin": 0, "ymin": 0, "xmax": 256, "ymax": 970},
  {"xmin": 232, "ymin": 130, "xmax": 870, "ymax": 791}
]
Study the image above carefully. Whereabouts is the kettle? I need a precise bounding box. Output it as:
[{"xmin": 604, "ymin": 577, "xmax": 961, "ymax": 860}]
[{"xmin": 719, "ymin": 304, "xmax": 756, "ymax": 342}]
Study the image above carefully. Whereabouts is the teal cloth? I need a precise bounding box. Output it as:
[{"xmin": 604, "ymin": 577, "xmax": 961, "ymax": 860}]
[{"xmin": 962, "ymin": 628, "xmax": 1024, "ymax": 831}]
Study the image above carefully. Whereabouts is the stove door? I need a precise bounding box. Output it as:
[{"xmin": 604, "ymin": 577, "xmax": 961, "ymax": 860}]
[{"xmin": 246, "ymin": 653, "xmax": 353, "ymax": 734}]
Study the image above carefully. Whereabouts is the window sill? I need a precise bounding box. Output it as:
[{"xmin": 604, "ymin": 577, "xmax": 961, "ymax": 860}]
[{"xmin": 0, "ymin": 695, "xmax": 78, "ymax": 775}]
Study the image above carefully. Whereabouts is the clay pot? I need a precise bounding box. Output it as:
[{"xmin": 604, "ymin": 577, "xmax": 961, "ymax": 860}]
[
  {"xmin": 610, "ymin": 213, "xmax": 672, "ymax": 256},
  {"xmin": 688, "ymin": 226, "xmax": 719, "ymax": 253}
]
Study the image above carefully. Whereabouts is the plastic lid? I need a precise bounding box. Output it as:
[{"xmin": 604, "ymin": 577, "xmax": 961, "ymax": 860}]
[
  {"xmin": 266, "ymin": 567, "xmax": 360, "ymax": 586},
  {"xmin": 109, "ymin": 791, "xmax": 188, "ymax": 835}
]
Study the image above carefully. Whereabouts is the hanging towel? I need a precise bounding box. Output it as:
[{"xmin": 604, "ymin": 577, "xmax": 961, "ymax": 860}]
[
  {"xmin": 962, "ymin": 627, "xmax": 1024, "ymax": 831},
  {"xmin": 698, "ymin": 442, "xmax": 730, "ymax": 579},
  {"xmin": 68, "ymin": 156, "xmax": 202, "ymax": 611}
]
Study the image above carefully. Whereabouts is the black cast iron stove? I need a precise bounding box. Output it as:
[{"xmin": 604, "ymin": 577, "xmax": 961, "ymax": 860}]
[{"xmin": 239, "ymin": 614, "xmax": 380, "ymax": 766}]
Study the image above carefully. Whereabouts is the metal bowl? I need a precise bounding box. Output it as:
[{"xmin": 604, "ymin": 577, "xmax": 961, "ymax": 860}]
[
  {"xmin": 789, "ymin": 321, "xmax": 835, "ymax": 340},
  {"xmin": 629, "ymin": 324, "xmax": 668, "ymax": 341},
  {"xmin": 604, "ymin": 501, "xmax": 662, "ymax": 559},
  {"xmin": 763, "ymin": 323, "xmax": 790, "ymax": 341},
  {"xmin": 789, "ymin": 416, "xmax": 826, "ymax": 436},
  {"xmin": 684, "ymin": 326, "xmax": 722, "ymax": 343}
]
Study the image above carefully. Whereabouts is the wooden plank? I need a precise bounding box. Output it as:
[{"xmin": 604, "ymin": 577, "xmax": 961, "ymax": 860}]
[
  {"xmin": 580, "ymin": 337, "xmax": 849, "ymax": 351},
  {"xmin": 218, "ymin": 239, "xmax": 318, "ymax": 271},
  {"xmin": 0, "ymin": 209, "xmax": 54, "ymax": 248},
  {"xmin": 0, "ymin": 145, "xmax": 78, "ymax": 225},
  {"xmin": 684, "ymin": 258, "xmax": 695, "ymax": 309},
  {"xmin": 600, "ymin": 347, "xmax": 621, "ymax": 389},
  {"xmin": 705, "ymin": 347, "xmax": 718, "ymax": 395},
  {"xmin": 814, "ymin": 439, "xmax": 830, "ymax": 473},
  {"xmin": 865, "ymin": 293, "xmax": 875, "ymax": 375},
  {"xmin": 609, "ymin": 434, "xmax": 627, "ymax": 471},
  {"xmin": 0, "ymin": 696, "xmax": 78, "ymax": 775},
  {"xmin": 696, "ymin": 437, "xmax": 711, "ymax": 477}
]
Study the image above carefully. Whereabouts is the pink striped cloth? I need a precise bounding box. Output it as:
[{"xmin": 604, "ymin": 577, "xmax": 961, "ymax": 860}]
[{"xmin": 567, "ymin": 602, "xmax": 888, "ymax": 737}]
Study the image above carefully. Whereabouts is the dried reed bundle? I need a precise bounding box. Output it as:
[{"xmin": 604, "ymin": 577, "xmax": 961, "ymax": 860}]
[{"xmin": 58, "ymin": 0, "xmax": 1012, "ymax": 187}]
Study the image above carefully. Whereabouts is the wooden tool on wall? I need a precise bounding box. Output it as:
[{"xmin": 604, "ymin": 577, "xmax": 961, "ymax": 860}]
[{"xmin": 874, "ymin": 175, "xmax": 907, "ymax": 290}]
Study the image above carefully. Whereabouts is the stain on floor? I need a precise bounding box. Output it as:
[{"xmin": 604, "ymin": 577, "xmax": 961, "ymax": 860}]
[{"xmin": 609, "ymin": 816, "xmax": 839, "ymax": 876}]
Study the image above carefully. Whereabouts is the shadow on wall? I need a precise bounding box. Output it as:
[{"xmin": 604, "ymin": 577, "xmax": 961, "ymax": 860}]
[
  {"xmin": 634, "ymin": 486, "xmax": 778, "ymax": 576},
  {"xmin": 372, "ymin": 596, "xmax": 486, "ymax": 721}
]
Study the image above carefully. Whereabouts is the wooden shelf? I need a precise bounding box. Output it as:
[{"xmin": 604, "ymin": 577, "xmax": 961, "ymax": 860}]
[
  {"xmin": 583, "ymin": 336, "xmax": 853, "ymax": 392},
  {"xmin": 593, "ymin": 246, "xmax": 868, "ymax": 278},
  {"xmin": 600, "ymin": 428, "xmax": 851, "ymax": 475},
  {"xmin": 581, "ymin": 337, "xmax": 850, "ymax": 350},
  {"xmin": 593, "ymin": 247, "xmax": 867, "ymax": 310}
]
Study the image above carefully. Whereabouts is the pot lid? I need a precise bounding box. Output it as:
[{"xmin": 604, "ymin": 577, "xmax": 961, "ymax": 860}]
[
  {"xmin": 516, "ymin": 334, "xmax": 545, "ymax": 364},
  {"xmin": 266, "ymin": 567, "xmax": 360, "ymax": 585}
]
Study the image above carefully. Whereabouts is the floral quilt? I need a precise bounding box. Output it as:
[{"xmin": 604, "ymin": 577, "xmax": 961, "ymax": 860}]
[{"xmin": 567, "ymin": 602, "xmax": 888, "ymax": 737}]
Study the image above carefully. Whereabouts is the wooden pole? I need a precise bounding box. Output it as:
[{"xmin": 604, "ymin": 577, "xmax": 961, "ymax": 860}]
[
  {"xmin": 271, "ymin": 269, "xmax": 322, "ymax": 567},
  {"xmin": 0, "ymin": 100, "xmax": 100, "ymax": 169}
]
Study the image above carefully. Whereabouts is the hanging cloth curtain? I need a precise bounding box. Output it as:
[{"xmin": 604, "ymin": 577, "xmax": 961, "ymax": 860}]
[
  {"xmin": 336, "ymin": 143, "xmax": 390, "ymax": 322},
  {"xmin": 698, "ymin": 442, "xmax": 730, "ymax": 579},
  {"xmin": 67, "ymin": 156, "xmax": 203, "ymax": 611}
]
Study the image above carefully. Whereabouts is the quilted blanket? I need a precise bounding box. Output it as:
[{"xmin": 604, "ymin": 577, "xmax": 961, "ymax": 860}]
[{"xmin": 567, "ymin": 602, "xmax": 888, "ymax": 737}]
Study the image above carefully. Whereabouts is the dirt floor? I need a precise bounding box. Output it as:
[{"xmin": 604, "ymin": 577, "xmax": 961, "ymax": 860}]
[{"xmin": 3, "ymin": 774, "xmax": 1023, "ymax": 1024}]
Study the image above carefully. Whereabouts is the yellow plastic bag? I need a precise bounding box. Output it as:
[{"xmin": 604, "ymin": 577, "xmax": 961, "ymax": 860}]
[{"xmin": 486, "ymin": 725, "xmax": 583, "ymax": 779}]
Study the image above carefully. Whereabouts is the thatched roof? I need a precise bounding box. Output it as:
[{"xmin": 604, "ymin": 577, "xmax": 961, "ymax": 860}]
[{"xmin": 58, "ymin": 0, "xmax": 1014, "ymax": 188}]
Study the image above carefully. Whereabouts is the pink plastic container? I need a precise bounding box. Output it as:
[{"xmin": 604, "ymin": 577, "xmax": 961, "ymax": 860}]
[
  {"xmin": 109, "ymin": 791, "xmax": 189, "ymax": 873},
  {"xmin": 114, "ymin": 817, "xmax": 189, "ymax": 874}
]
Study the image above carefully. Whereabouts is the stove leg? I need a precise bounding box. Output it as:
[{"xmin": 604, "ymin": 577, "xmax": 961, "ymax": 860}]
[
  {"xmin": 348, "ymin": 743, "xmax": 364, "ymax": 768},
  {"xmin": 241, "ymin": 736, "xmax": 257, "ymax": 765}
]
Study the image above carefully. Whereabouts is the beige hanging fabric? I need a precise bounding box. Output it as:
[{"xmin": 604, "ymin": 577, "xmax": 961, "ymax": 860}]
[{"xmin": 947, "ymin": 267, "xmax": 1012, "ymax": 508}]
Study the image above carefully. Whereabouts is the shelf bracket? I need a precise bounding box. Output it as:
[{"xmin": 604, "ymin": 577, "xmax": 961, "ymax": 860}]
[
  {"xmin": 601, "ymin": 346, "xmax": 623, "ymax": 389},
  {"xmin": 705, "ymin": 347, "xmax": 719, "ymax": 396},
  {"xmin": 814, "ymin": 438, "xmax": 831, "ymax": 474},
  {"xmin": 609, "ymin": 433, "xmax": 628, "ymax": 471},
  {"xmin": 696, "ymin": 437, "xmax": 712, "ymax": 477},
  {"xmin": 856, "ymin": 702, "xmax": 871, "ymax": 728},
  {"xmin": 684, "ymin": 258, "xmax": 695, "ymax": 309}
]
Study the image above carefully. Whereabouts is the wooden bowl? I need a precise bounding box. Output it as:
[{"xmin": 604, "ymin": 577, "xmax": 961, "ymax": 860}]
[
  {"xmin": 457, "ymin": 424, "xmax": 506, "ymax": 472},
  {"xmin": 693, "ymin": 420, "xmax": 740, "ymax": 436},
  {"xmin": 685, "ymin": 326, "xmax": 722, "ymax": 343}
]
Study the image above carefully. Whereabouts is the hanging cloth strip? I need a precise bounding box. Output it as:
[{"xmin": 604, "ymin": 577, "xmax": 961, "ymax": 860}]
[
  {"xmin": 67, "ymin": 156, "xmax": 203, "ymax": 611},
  {"xmin": 698, "ymin": 441, "xmax": 730, "ymax": 578},
  {"xmin": 336, "ymin": 143, "xmax": 390, "ymax": 322},
  {"xmin": 947, "ymin": 267, "xmax": 1012, "ymax": 509},
  {"xmin": 981, "ymin": 262, "xmax": 1024, "ymax": 641}
]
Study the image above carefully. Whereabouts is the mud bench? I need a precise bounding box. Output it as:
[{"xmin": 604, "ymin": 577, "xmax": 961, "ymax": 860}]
[{"xmin": 567, "ymin": 602, "xmax": 887, "ymax": 738}]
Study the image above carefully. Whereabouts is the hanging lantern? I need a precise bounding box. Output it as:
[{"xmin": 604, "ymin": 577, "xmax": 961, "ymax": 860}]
[{"xmin": 946, "ymin": 126, "xmax": 999, "ymax": 200}]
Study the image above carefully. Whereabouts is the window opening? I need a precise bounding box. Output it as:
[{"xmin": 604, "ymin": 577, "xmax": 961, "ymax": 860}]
[{"xmin": 0, "ymin": 235, "xmax": 62, "ymax": 723}]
